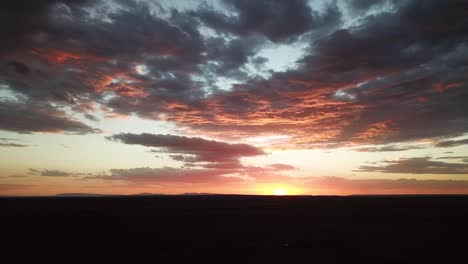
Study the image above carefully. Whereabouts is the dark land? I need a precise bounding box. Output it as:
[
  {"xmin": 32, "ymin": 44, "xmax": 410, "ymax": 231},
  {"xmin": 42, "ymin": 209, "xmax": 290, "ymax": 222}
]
[{"xmin": 2, "ymin": 195, "xmax": 468, "ymax": 263}]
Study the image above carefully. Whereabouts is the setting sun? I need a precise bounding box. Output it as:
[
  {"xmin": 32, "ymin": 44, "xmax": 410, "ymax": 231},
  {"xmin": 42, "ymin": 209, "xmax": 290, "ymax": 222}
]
[
  {"xmin": 273, "ymin": 189, "xmax": 287, "ymax": 196},
  {"xmin": 255, "ymin": 184, "xmax": 303, "ymax": 196}
]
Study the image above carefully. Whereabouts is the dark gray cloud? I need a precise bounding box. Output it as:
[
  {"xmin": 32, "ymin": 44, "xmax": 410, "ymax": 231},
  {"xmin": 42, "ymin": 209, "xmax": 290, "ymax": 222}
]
[
  {"xmin": 436, "ymin": 156, "xmax": 468, "ymax": 160},
  {"xmin": 0, "ymin": 0, "xmax": 91, "ymax": 55},
  {"xmin": 205, "ymin": 35, "xmax": 265, "ymax": 76},
  {"xmin": 303, "ymin": 176, "xmax": 468, "ymax": 194},
  {"xmin": 308, "ymin": 0, "xmax": 468, "ymax": 73},
  {"xmin": 0, "ymin": 0, "xmax": 206, "ymax": 102},
  {"xmin": 165, "ymin": 0, "xmax": 468, "ymax": 146},
  {"xmin": 107, "ymin": 133, "xmax": 265, "ymax": 166},
  {"xmin": 0, "ymin": 100, "xmax": 100, "ymax": 134},
  {"xmin": 28, "ymin": 168, "xmax": 87, "ymax": 177},
  {"xmin": 356, "ymin": 157, "xmax": 468, "ymax": 174},
  {"xmin": 435, "ymin": 138, "xmax": 468, "ymax": 148},
  {"xmin": 0, "ymin": 143, "xmax": 29, "ymax": 147},
  {"xmin": 0, "ymin": 137, "xmax": 30, "ymax": 147},
  {"xmin": 83, "ymin": 113, "xmax": 99, "ymax": 122},
  {"xmin": 86, "ymin": 162, "xmax": 296, "ymax": 184},
  {"xmin": 0, "ymin": 0, "xmax": 209, "ymax": 135},
  {"xmin": 87, "ymin": 167, "xmax": 241, "ymax": 184},
  {"xmin": 347, "ymin": 0, "xmax": 389, "ymax": 10},
  {"xmin": 102, "ymin": 133, "xmax": 299, "ymax": 183},
  {"xmin": 354, "ymin": 145, "xmax": 424, "ymax": 152},
  {"xmin": 195, "ymin": 0, "xmax": 322, "ymax": 43}
]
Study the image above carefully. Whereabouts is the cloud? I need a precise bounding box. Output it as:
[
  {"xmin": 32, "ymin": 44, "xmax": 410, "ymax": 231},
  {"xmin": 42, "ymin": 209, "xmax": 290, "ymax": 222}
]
[
  {"xmin": 85, "ymin": 161, "xmax": 294, "ymax": 185},
  {"xmin": 194, "ymin": 0, "xmax": 342, "ymax": 42},
  {"xmin": 353, "ymin": 145, "xmax": 424, "ymax": 152},
  {"xmin": 435, "ymin": 139, "xmax": 468, "ymax": 148},
  {"xmin": 0, "ymin": 100, "xmax": 100, "ymax": 134},
  {"xmin": 0, "ymin": 0, "xmax": 91, "ymax": 55},
  {"xmin": 0, "ymin": 0, "xmax": 467, "ymax": 150},
  {"xmin": 355, "ymin": 157, "xmax": 468, "ymax": 174},
  {"xmin": 28, "ymin": 168, "xmax": 86, "ymax": 177},
  {"xmin": 436, "ymin": 156, "xmax": 468, "ymax": 160},
  {"xmin": 204, "ymin": 35, "xmax": 265, "ymax": 77},
  {"xmin": 107, "ymin": 133, "xmax": 265, "ymax": 165},
  {"xmin": 155, "ymin": 0, "xmax": 468, "ymax": 147},
  {"xmin": 0, "ymin": 0, "xmax": 207, "ymax": 134},
  {"xmin": 0, "ymin": 142, "xmax": 29, "ymax": 147},
  {"xmin": 268, "ymin": 163, "xmax": 296, "ymax": 171},
  {"xmin": 347, "ymin": 0, "xmax": 388, "ymax": 11},
  {"xmin": 100, "ymin": 133, "xmax": 297, "ymax": 184},
  {"xmin": 302, "ymin": 177, "xmax": 468, "ymax": 195},
  {"xmin": 86, "ymin": 167, "xmax": 244, "ymax": 184},
  {"xmin": 0, "ymin": 137, "xmax": 31, "ymax": 147}
]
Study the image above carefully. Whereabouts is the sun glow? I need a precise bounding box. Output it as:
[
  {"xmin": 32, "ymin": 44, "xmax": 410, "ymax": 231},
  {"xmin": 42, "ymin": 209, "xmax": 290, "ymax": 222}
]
[
  {"xmin": 255, "ymin": 184, "xmax": 302, "ymax": 196},
  {"xmin": 274, "ymin": 189, "xmax": 287, "ymax": 196}
]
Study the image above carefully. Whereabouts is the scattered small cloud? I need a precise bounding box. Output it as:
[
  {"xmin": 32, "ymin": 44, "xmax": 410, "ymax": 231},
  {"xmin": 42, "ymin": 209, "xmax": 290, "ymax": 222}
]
[
  {"xmin": 28, "ymin": 169, "xmax": 87, "ymax": 177},
  {"xmin": 302, "ymin": 177, "xmax": 468, "ymax": 195},
  {"xmin": 436, "ymin": 156, "xmax": 468, "ymax": 160},
  {"xmin": 85, "ymin": 167, "xmax": 242, "ymax": 184},
  {"xmin": 353, "ymin": 145, "xmax": 424, "ymax": 152},
  {"xmin": 7, "ymin": 174, "xmax": 29, "ymax": 178},
  {"xmin": 268, "ymin": 163, "xmax": 296, "ymax": 171},
  {"xmin": 355, "ymin": 157, "xmax": 468, "ymax": 174},
  {"xmin": 0, "ymin": 137, "xmax": 30, "ymax": 147},
  {"xmin": 435, "ymin": 139, "xmax": 468, "ymax": 148},
  {"xmin": 0, "ymin": 142, "xmax": 29, "ymax": 147}
]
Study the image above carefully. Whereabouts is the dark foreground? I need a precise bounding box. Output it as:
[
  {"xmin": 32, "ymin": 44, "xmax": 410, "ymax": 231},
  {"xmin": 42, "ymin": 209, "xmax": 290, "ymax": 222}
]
[{"xmin": 2, "ymin": 195, "xmax": 468, "ymax": 263}]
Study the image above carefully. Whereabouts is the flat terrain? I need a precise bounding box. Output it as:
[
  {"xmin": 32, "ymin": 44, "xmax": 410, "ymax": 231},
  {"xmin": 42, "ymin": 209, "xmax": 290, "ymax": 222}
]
[{"xmin": 2, "ymin": 195, "xmax": 468, "ymax": 263}]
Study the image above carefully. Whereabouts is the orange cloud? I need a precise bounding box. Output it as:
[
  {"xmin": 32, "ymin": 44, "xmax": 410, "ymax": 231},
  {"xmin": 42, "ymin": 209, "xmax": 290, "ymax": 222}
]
[
  {"xmin": 434, "ymin": 82, "xmax": 463, "ymax": 93},
  {"xmin": 31, "ymin": 49, "xmax": 108, "ymax": 64}
]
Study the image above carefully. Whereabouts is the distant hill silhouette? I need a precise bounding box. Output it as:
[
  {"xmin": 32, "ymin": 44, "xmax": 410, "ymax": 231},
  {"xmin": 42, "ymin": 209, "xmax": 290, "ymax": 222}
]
[
  {"xmin": 55, "ymin": 193, "xmax": 119, "ymax": 197},
  {"xmin": 55, "ymin": 192, "xmax": 224, "ymax": 197}
]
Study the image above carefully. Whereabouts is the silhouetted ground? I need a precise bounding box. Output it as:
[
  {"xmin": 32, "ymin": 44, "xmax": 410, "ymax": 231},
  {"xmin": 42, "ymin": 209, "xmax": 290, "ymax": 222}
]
[{"xmin": 2, "ymin": 195, "xmax": 468, "ymax": 263}]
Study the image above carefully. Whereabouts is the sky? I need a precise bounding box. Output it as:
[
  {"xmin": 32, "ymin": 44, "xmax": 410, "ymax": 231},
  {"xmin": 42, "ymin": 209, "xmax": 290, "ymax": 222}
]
[{"xmin": 1, "ymin": 0, "xmax": 468, "ymax": 196}]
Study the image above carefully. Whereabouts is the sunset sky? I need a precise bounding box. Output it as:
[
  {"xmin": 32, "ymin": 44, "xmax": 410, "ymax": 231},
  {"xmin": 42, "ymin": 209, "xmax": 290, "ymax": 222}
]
[{"xmin": 1, "ymin": 0, "xmax": 468, "ymax": 195}]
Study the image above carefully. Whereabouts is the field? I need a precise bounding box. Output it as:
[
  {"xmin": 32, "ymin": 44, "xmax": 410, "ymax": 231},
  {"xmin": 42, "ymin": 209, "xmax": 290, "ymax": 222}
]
[{"xmin": 2, "ymin": 195, "xmax": 468, "ymax": 263}]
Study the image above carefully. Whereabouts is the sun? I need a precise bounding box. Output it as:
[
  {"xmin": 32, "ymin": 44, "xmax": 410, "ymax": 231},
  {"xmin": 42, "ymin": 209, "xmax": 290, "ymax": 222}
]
[
  {"xmin": 256, "ymin": 184, "xmax": 302, "ymax": 196},
  {"xmin": 273, "ymin": 189, "xmax": 287, "ymax": 196}
]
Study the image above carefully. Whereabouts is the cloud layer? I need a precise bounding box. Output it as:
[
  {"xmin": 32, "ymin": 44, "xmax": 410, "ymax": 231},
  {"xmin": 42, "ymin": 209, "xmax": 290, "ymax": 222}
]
[
  {"xmin": 28, "ymin": 168, "xmax": 87, "ymax": 177},
  {"xmin": 302, "ymin": 177, "xmax": 468, "ymax": 195},
  {"xmin": 0, "ymin": 137, "xmax": 29, "ymax": 147},
  {"xmin": 356, "ymin": 157, "xmax": 468, "ymax": 175},
  {"xmin": 0, "ymin": 0, "xmax": 466, "ymax": 147},
  {"xmin": 107, "ymin": 133, "xmax": 265, "ymax": 167},
  {"xmin": 436, "ymin": 139, "xmax": 468, "ymax": 148}
]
